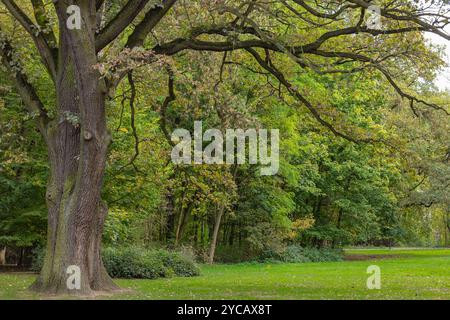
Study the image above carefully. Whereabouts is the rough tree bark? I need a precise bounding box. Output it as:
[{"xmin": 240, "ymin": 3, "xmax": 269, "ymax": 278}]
[
  {"xmin": 29, "ymin": 1, "xmax": 118, "ymax": 295},
  {"xmin": 0, "ymin": 0, "xmax": 178, "ymax": 296}
]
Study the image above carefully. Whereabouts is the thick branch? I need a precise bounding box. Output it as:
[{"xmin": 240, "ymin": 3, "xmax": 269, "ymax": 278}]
[
  {"xmin": 152, "ymin": 22, "xmax": 448, "ymax": 116},
  {"xmin": 30, "ymin": 0, "xmax": 58, "ymax": 50},
  {"xmin": 1, "ymin": 0, "xmax": 57, "ymax": 80},
  {"xmin": 310, "ymin": 49, "xmax": 450, "ymax": 115},
  {"xmin": 245, "ymin": 48, "xmax": 361, "ymax": 143},
  {"xmin": 0, "ymin": 34, "xmax": 50, "ymax": 134},
  {"xmin": 125, "ymin": 0, "xmax": 177, "ymax": 48},
  {"xmin": 291, "ymin": 0, "xmax": 357, "ymax": 19},
  {"xmin": 96, "ymin": 0, "xmax": 150, "ymax": 51},
  {"xmin": 153, "ymin": 38, "xmax": 279, "ymax": 56},
  {"xmin": 96, "ymin": 0, "xmax": 105, "ymax": 11},
  {"xmin": 152, "ymin": 24, "xmax": 429, "ymax": 56}
]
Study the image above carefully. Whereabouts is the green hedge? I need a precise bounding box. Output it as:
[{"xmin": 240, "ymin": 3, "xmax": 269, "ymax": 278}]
[
  {"xmin": 102, "ymin": 247, "xmax": 200, "ymax": 279},
  {"xmin": 260, "ymin": 245, "xmax": 343, "ymax": 263},
  {"xmin": 32, "ymin": 246, "xmax": 200, "ymax": 279}
]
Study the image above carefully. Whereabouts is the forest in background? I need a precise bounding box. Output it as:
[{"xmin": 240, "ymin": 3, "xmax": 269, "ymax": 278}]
[{"xmin": 0, "ymin": 1, "xmax": 449, "ymax": 270}]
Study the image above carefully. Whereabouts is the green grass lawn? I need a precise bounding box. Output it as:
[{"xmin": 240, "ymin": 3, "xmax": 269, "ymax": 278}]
[{"xmin": 0, "ymin": 248, "xmax": 449, "ymax": 300}]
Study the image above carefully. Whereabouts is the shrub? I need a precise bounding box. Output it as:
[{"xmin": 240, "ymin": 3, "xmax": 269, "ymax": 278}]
[
  {"xmin": 31, "ymin": 246, "xmax": 200, "ymax": 279},
  {"xmin": 102, "ymin": 246, "xmax": 166, "ymax": 279},
  {"xmin": 102, "ymin": 246, "xmax": 200, "ymax": 279},
  {"xmin": 151, "ymin": 249, "xmax": 200, "ymax": 277},
  {"xmin": 260, "ymin": 245, "xmax": 343, "ymax": 263}
]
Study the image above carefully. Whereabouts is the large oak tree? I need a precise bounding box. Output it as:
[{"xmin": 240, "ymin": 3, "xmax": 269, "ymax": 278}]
[{"xmin": 0, "ymin": 0, "xmax": 448, "ymax": 295}]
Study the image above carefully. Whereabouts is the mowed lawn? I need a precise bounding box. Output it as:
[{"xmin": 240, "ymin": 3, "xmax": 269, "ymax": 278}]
[{"xmin": 0, "ymin": 248, "xmax": 449, "ymax": 300}]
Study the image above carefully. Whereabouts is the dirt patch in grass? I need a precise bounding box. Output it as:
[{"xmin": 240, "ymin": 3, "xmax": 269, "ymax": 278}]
[{"xmin": 344, "ymin": 254, "xmax": 408, "ymax": 261}]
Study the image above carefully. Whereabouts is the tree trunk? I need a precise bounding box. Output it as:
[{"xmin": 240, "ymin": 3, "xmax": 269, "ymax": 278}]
[
  {"xmin": 17, "ymin": 248, "xmax": 24, "ymax": 267},
  {"xmin": 175, "ymin": 202, "xmax": 193, "ymax": 247},
  {"xmin": 208, "ymin": 205, "xmax": 225, "ymax": 264},
  {"xmin": 444, "ymin": 210, "xmax": 449, "ymax": 247},
  {"xmin": 175, "ymin": 207, "xmax": 186, "ymax": 247},
  {"xmin": 30, "ymin": 2, "xmax": 118, "ymax": 295},
  {"xmin": 0, "ymin": 246, "xmax": 6, "ymax": 265},
  {"xmin": 332, "ymin": 208, "xmax": 343, "ymax": 248},
  {"xmin": 165, "ymin": 192, "xmax": 176, "ymax": 243}
]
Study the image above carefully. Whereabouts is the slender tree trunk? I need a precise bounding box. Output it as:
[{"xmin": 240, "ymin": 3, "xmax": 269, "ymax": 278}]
[
  {"xmin": 193, "ymin": 215, "xmax": 198, "ymax": 245},
  {"xmin": 332, "ymin": 208, "xmax": 344, "ymax": 248},
  {"xmin": 175, "ymin": 202, "xmax": 193, "ymax": 246},
  {"xmin": 201, "ymin": 219, "xmax": 205, "ymax": 245},
  {"xmin": 445, "ymin": 207, "xmax": 450, "ymax": 246},
  {"xmin": 444, "ymin": 210, "xmax": 449, "ymax": 247},
  {"xmin": 175, "ymin": 207, "xmax": 186, "ymax": 247},
  {"xmin": 165, "ymin": 193, "xmax": 176, "ymax": 243},
  {"xmin": 30, "ymin": 2, "xmax": 118, "ymax": 295},
  {"xmin": 208, "ymin": 205, "xmax": 225, "ymax": 264},
  {"xmin": 0, "ymin": 246, "xmax": 6, "ymax": 265}
]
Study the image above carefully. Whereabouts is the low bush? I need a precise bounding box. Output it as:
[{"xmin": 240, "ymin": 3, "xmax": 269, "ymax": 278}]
[
  {"xmin": 102, "ymin": 246, "xmax": 200, "ymax": 279},
  {"xmin": 260, "ymin": 245, "xmax": 343, "ymax": 263},
  {"xmin": 31, "ymin": 246, "xmax": 200, "ymax": 279}
]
